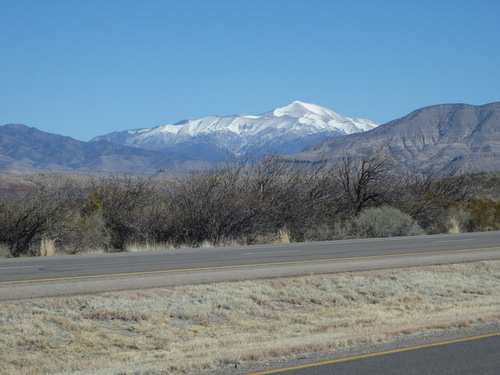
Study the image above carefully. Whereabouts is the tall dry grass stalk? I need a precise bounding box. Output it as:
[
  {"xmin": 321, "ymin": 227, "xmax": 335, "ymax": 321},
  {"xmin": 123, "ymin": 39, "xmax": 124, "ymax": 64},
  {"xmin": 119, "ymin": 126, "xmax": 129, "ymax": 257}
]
[
  {"xmin": 39, "ymin": 238, "xmax": 56, "ymax": 256},
  {"xmin": 272, "ymin": 228, "xmax": 292, "ymax": 243},
  {"xmin": 275, "ymin": 228, "xmax": 291, "ymax": 243},
  {"xmin": 0, "ymin": 243, "xmax": 9, "ymax": 257},
  {"xmin": 447, "ymin": 217, "xmax": 461, "ymax": 234},
  {"xmin": 1, "ymin": 260, "xmax": 499, "ymax": 374}
]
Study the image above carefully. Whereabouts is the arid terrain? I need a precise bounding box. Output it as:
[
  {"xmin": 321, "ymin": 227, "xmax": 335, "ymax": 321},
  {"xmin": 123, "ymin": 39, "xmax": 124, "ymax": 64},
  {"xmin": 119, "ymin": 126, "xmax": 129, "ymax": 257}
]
[{"xmin": 1, "ymin": 260, "xmax": 499, "ymax": 374}]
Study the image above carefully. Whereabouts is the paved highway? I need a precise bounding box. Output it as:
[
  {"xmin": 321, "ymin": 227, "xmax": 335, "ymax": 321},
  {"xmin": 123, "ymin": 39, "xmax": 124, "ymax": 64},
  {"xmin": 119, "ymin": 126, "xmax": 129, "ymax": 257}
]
[
  {"xmin": 0, "ymin": 231, "xmax": 499, "ymax": 301},
  {"xmin": 248, "ymin": 332, "xmax": 500, "ymax": 375}
]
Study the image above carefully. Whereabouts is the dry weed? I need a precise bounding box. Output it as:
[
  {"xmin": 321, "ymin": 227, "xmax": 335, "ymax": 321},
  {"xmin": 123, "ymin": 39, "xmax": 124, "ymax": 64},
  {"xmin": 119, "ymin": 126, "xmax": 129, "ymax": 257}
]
[
  {"xmin": 0, "ymin": 242, "xmax": 9, "ymax": 257},
  {"xmin": 39, "ymin": 238, "xmax": 56, "ymax": 256},
  {"xmin": 124, "ymin": 242, "xmax": 175, "ymax": 252}
]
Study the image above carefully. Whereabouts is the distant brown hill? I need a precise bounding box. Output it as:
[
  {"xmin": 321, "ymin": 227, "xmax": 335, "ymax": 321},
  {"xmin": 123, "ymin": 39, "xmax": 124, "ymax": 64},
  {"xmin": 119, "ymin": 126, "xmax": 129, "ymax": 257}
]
[{"xmin": 292, "ymin": 102, "xmax": 500, "ymax": 172}]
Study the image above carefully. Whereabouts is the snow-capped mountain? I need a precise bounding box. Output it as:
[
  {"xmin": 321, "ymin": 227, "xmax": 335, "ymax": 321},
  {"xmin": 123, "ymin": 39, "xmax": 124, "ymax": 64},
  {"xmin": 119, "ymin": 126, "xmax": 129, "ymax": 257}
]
[{"xmin": 91, "ymin": 101, "xmax": 379, "ymax": 157}]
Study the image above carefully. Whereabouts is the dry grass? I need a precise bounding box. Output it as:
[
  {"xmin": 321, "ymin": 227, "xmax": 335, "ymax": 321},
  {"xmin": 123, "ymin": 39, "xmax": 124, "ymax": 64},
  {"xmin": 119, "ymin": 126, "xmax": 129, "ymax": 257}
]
[
  {"xmin": 0, "ymin": 243, "xmax": 9, "ymax": 257},
  {"xmin": 39, "ymin": 238, "xmax": 57, "ymax": 256},
  {"xmin": 125, "ymin": 242, "xmax": 176, "ymax": 253},
  {"xmin": 1, "ymin": 260, "xmax": 500, "ymax": 374}
]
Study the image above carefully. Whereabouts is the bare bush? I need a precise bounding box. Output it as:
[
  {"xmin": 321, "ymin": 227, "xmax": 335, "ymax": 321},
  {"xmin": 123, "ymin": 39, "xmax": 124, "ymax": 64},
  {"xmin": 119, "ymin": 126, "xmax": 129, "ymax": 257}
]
[
  {"xmin": 0, "ymin": 185, "xmax": 76, "ymax": 256},
  {"xmin": 84, "ymin": 177, "xmax": 165, "ymax": 250},
  {"xmin": 164, "ymin": 161, "xmax": 263, "ymax": 246},
  {"xmin": 69, "ymin": 210, "xmax": 111, "ymax": 253},
  {"xmin": 393, "ymin": 165, "xmax": 478, "ymax": 233},
  {"xmin": 346, "ymin": 205, "xmax": 420, "ymax": 238}
]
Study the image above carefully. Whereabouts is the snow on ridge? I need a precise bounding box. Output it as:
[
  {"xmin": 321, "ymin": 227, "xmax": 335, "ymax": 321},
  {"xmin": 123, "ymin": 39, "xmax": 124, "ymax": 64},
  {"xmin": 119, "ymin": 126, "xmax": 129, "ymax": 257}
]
[
  {"xmin": 271, "ymin": 101, "xmax": 339, "ymax": 119},
  {"xmin": 94, "ymin": 101, "xmax": 380, "ymax": 154},
  {"xmin": 270, "ymin": 101, "xmax": 378, "ymax": 132},
  {"xmin": 139, "ymin": 101, "xmax": 377, "ymax": 138},
  {"xmin": 152, "ymin": 124, "xmax": 183, "ymax": 135}
]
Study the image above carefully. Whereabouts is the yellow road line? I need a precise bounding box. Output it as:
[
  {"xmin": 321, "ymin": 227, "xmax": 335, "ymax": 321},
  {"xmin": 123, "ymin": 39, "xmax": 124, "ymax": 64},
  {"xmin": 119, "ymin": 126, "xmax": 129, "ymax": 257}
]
[
  {"xmin": 247, "ymin": 332, "xmax": 500, "ymax": 374},
  {"xmin": 1, "ymin": 246, "xmax": 498, "ymax": 285}
]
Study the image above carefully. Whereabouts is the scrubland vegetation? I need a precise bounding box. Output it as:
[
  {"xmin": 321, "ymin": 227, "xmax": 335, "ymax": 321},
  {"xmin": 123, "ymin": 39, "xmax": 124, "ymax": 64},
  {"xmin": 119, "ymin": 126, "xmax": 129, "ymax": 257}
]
[
  {"xmin": 1, "ymin": 260, "xmax": 499, "ymax": 374},
  {"xmin": 1, "ymin": 151, "xmax": 499, "ymax": 374},
  {"xmin": 1, "ymin": 150, "xmax": 499, "ymax": 257}
]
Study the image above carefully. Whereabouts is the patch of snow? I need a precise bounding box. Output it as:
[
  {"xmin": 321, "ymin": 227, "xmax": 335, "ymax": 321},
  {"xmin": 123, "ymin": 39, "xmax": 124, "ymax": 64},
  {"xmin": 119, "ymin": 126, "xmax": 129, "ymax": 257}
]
[{"xmin": 93, "ymin": 101, "xmax": 380, "ymax": 154}]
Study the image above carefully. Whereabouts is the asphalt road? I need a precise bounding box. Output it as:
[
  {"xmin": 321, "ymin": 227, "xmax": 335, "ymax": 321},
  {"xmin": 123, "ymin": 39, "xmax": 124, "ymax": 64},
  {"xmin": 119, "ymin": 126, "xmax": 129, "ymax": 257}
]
[
  {"xmin": 247, "ymin": 332, "xmax": 500, "ymax": 375},
  {"xmin": 0, "ymin": 231, "xmax": 499, "ymax": 301}
]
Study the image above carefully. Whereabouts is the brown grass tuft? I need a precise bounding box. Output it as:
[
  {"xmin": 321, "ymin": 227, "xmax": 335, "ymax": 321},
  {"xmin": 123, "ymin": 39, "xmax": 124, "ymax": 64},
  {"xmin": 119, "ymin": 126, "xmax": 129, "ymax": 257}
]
[{"xmin": 39, "ymin": 238, "xmax": 56, "ymax": 256}]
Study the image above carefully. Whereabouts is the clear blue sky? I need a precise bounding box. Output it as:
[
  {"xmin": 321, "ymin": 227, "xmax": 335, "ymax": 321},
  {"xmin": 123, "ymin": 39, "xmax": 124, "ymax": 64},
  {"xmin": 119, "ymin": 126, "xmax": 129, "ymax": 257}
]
[{"xmin": 1, "ymin": 0, "xmax": 499, "ymax": 141}]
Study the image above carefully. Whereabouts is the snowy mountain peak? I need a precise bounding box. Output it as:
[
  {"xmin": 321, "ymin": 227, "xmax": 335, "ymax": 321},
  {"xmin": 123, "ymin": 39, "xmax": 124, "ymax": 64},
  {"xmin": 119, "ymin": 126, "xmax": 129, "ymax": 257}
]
[
  {"xmin": 92, "ymin": 101, "xmax": 380, "ymax": 156},
  {"xmin": 270, "ymin": 101, "xmax": 341, "ymax": 119}
]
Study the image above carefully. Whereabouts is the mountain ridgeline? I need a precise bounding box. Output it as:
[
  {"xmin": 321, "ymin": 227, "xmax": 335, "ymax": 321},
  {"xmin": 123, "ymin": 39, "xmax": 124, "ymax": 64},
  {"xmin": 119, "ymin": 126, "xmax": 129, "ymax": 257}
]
[
  {"xmin": 91, "ymin": 101, "xmax": 379, "ymax": 158},
  {"xmin": 292, "ymin": 102, "xmax": 500, "ymax": 172},
  {"xmin": 0, "ymin": 101, "xmax": 499, "ymax": 175}
]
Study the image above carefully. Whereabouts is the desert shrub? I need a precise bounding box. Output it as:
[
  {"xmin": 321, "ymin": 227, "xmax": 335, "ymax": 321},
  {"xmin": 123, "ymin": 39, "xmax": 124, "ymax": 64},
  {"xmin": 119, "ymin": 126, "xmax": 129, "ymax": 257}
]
[
  {"xmin": 157, "ymin": 154, "xmax": 339, "ymax": 246},
  {"xmin": 0, "ymin": 185, "xmax": 77, "ymax": 256},
  {"xmin": 244, "ymin": 154, "xmax": 345, "ymax": 242},
  {"xmin": 471, "ymin": 171, "xmax": 500, "ymax": 199},
  {"xmin": 71, "ymin": 210, "xmax": 111, "ymax": 253},
  {"xmin": 442, "ymin": 205, "xmax": 471, "ymax": 234},
  {"xmin": 463, "ymin": 197, "xmax": 500, "ymax": 231},
  {"xmin": 164, "ymin": 166, "xmax": 263, "ymax": 246},
  {"xmin": 84, "ymin": 178, "xmax": 166, "ymax": 250},
  {"xmin": 347, "ymin": 205, "xmax": 420, "ymax": 238},
  {"xmin": 0, "ymin": 150, "xmax": 495, "ymax": 256},
  {"xmin": 393, "ymin": 165, "xmax": 477, "ymax": 232},
  {"xmin": 412, "ymin": 197, "xmax": 500, "ymax": 235},
  {"xmin": 417, "ymin": 205, "xmax": 465, "ymax": 235}
]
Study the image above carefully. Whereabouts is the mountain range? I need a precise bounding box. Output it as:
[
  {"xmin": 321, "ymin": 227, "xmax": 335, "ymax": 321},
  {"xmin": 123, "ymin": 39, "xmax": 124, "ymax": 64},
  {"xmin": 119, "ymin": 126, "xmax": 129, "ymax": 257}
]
[
  {"xmin": 91, "ymin": 101, "xmax": 379, "ymax": 158},
  {"xmin": 293, "ymin": 102, "xmax": 500, "ymax": 172},
  {"xmin": 0, "ymin": 124, "xmax": 211, "ymax": 176},
  {"xmin": 0, "ymin": 101, "xmax": 499, "ymax": 176}
]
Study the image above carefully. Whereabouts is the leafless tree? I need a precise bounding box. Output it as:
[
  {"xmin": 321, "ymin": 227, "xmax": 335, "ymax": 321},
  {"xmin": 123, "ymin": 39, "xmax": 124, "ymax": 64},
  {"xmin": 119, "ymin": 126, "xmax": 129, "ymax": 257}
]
[{"xmin": 330, "ymin": 147, "xmax": 396, "ymax": 216}]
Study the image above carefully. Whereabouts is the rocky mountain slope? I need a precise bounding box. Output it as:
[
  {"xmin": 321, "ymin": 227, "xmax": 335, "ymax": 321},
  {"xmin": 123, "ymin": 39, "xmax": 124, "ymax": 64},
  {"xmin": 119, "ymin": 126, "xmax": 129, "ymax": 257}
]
[
  {"xmin": 292, "ymin": 102, "xmax": 500, "ymax": 172},
  {"xmin": 1, "ymin": 102, "xmax": 499, "ymax": 176}
]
